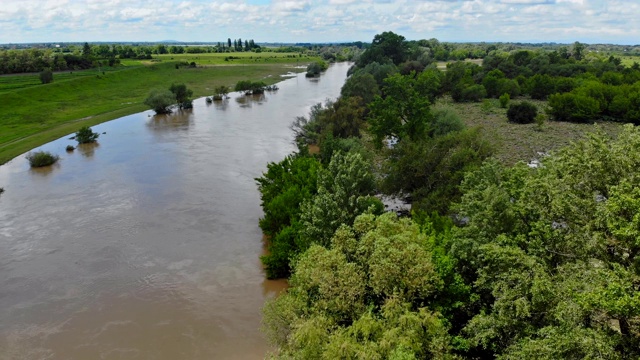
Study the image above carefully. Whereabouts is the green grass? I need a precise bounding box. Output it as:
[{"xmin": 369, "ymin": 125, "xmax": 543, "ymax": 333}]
[
  {"xmin": 441, "ymin": 97, "xmax": 624, "ymax": 165},
  {"xmin": 120, "ymin": 51, "xmax": 311, "ymax": 67},
  {"xmin": 0, "ymin": 67, "xmax": 124, "ymax": 93},
  {"xmin": 0, "ymin": 58, "xmax": 318, "ymax": 164}
]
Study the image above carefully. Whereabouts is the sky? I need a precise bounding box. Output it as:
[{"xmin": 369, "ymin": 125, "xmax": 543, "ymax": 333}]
[{"xmin": 1, "ymin": 0, "xmax": 638, "ymax": 45}]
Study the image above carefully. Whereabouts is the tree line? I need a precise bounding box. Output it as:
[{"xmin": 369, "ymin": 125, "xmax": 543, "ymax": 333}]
[{"xmin": 258, "ymin": 31, "xmax": 640, "ymax": 358}]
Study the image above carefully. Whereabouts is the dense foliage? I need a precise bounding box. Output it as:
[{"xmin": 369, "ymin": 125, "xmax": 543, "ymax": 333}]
[
  {"xmin": 306, "ymin": 61, "xmax": 328, "ymax": 77},
  {"xmin": 144, "ymin": 89, "xmax": 176, "ymax": 114},
  {"xmin": 169, "ymin": 83, "xmax": 194, "ymax": 109},
  {"xmin": 258, "ymin": 31, "xmax": 640, "ymax": 359}
]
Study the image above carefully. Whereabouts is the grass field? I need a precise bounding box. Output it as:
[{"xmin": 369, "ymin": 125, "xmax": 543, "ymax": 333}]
[
  {"xmin": 120, "ymin": 51, "xmax": 311, "ymax": 67},
  {"xmin": 0, "ymin": 67, "xmax": 122, "ymax": 93},
  {"xmin": 443, "ymin": 97, "xmax": 624, "ymax": 165},
  {"xmin": 0, "ymin": 54, "xmax": 318, "ymax": 164}
]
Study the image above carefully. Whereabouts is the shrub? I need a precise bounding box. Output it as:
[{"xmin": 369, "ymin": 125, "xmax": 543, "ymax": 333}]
[
  {"xmin": 39, "ymin": 68, "xmax": 53, "ymax": 84},
  {"xmin": 213, "ymin": 85, "xmax": 231, "ymax": 98},
  {"xmin": 499, "ymin": 93, "xmax": 510, "ymax": 108},
  {"xmin": 306, "ymin": 61, "xmax": 328, "ymax": 77},
  {"xmin": 460, "ymin": 84, "xmax": 487, "ymax": 102},
  {"xmin": 431, "ymin": 106, "xmax": 465, "ymax": 136},
  {"xmin": 547, "ymin": 93, "xmax": 599, "ymax": 123},
  {"xmin": 481, "ymin": 99, "xmax": 494, "ymax": 113},
  {"xmin": 75, "ymin": 126, "xmax": 99, "ymax": 144},
  {"xmin": 26, "ymin": 151, "xmax": 59, "ymax": 167},
  {"xmin": 66, "ymin": 145, "xmax": 75, "ymax": 151},
  {"xmin": 507, "ymin": 101, "xmax": 538, "ymax": 124},
  {"xmin": 144, "ymin": 89, "xmax": 176, "ymax": 114},
  {"xmin": 535, "ymin": 113, "xmax": 546, "ymax": 131}
]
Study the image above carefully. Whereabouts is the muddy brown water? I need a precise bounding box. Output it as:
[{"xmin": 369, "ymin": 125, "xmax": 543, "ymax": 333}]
[{"xmin": 0, "ymin": 62, "xmax": 350, "ymax": 359}]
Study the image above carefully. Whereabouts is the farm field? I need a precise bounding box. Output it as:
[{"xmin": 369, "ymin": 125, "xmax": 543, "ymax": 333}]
[{"xmin": 0, "ymin": 55, "xmax": 319, "ymax": 164}]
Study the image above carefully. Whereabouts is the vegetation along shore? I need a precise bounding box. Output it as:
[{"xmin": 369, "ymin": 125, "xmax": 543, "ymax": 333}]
[{"xmin": 257, "ymin": 31, "xmax": 640, "ymax": 358}]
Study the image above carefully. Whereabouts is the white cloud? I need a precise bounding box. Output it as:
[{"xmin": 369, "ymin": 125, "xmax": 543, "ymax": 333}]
[{"xmin": 0, "ymin": 0, "xmax": 637, "ymax": 44}]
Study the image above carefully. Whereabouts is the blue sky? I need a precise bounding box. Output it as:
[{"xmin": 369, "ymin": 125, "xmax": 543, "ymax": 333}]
[{"xmin": 1, "ymin": 0, "xmax": 638, "ymax": 45}]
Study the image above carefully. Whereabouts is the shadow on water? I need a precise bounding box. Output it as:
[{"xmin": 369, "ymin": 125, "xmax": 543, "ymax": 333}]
[
  {"xmin": 146, "ymin": 110, "xmax": 194, "ymax": 132},
  {"xmin": 77, "ymin": 142, "xmax": 100, "ymax": 158},
  {"xmin": 28, "ymin": 162, "xmax": 61, "ymax": 177},
  {"xmin": 235, "ymin": 93, "xmax": 267, "ymax": 108},
  {"xmin": 213, "ymin": 99, "xmax": 230, "ymax": 111}
]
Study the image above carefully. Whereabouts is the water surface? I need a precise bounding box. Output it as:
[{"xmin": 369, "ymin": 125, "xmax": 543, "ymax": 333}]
[{"xmin": 0, "ymin": 62, "xmax": 351, "ymax": 359}]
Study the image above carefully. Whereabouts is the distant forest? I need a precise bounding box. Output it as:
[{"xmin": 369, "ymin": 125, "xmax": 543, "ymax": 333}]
[{"xmin": 1, "ymin": 38, "xmax": 638, "ymax": 75}]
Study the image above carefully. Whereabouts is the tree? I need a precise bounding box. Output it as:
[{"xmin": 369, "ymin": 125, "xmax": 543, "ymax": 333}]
[
  {"xmin": 450, "ymin": 125, "xmax": 640, "ymax": 356},
  {"xmin": 227, "ymin": 38, "xmax": 232, "ymax": 48},
  {"xmin": 82, "ymin": 42, "xmax": 92, "ymax": 58},
  {"xmin": 169, "ymin": 83, "xmax": 193, "ymax": 109},
  {"xmin": 256, "ymin": 154, "xmax": 321, "ymax": 278},
  {"xmin": 75, "ymin": 126, "xmax": 99, "ymax": 144},
  {"xmin": 263, "ymin": 212, "xmax": 455, "ymax": 359},
  {"xmin": 382, "ymin": 127, "xmax": 493, "ymax": 214},
  {"xmin": 299, "ymin": 151, "xmax": 382, "ymax": 248},
  {"xmin": 340, "ymin": 72, "xmax": 379, "ymax": 104},
  {"xmin": 39, "ymin": 68, "xmax": 53, "ymax": 84},
  {"xmin": 305, "ymin": 61, "xmax": 328, "ymax": 77},
  {"xmin": 368, "ymin": 71, "xmax": 439, "ymax": 146},
  {"xmin": 356, "ymin": 31, "xmax": 409, "ymax": 67},
  {"xmin": 572, "ymin": 41, "xmax": 585, "ymax": 61},
  {"xmin": 144, "ymin": 89, "xmax": 176, "ymax": 114}
]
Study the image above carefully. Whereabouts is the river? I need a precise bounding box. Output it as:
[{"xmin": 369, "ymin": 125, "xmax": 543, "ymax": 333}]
[{"xmin": 0, "ymin": 62, "xmax": 351, "ymax": 359}]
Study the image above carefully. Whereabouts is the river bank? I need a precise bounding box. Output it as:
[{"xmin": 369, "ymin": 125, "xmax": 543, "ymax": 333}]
[{"xmin": 0, "ymin": 61, "xmax": 317, "ymax": 165}]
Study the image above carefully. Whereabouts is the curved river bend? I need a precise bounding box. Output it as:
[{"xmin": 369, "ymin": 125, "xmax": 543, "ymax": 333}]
[{"xmin": 0, "ymin": 62, "xmax": 350, "ymax": 359}]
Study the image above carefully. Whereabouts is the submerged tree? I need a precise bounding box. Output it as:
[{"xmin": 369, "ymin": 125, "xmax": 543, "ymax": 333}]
[
  {"xmin": 169, "ymin": 83, "xmax": 193, "ymax": 109},
  {"xmin": 144, "ymin": 89, "xmax": 176, "ymax": 114},
  {"xmin": 75, "ymin": 126, "xmax": 99, "ymax": 144}
]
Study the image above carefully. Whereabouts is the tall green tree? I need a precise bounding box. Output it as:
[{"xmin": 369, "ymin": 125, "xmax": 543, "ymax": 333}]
[{"xmin": 368, "ymin": 69, "xmax": 441, "ymax": 146}]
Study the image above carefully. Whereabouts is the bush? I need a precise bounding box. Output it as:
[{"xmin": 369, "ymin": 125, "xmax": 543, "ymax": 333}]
[
  {"xmin": 39, "ymin": 69, "xmax": 53, "ymax": 84},
  {"xmin": 547, "ymin": 93, "xmax": 599, "ymax": 123},
  {"xmin": 460, "ymin": 84, "xmax": 487, "ymax": 102},
  {"xmin": 26, "ymin": 151, "xmax": 59, "ymax": 167},
  {"xmin": 66, "ymin": 145, "xmax": 75, "ymax": 151},
  {"xmin": 75, "ymin": 126, "xmax": 99, "ymax": 144},
  {"xmin": 499, "ymin": 93, "xmax": 510, "ymax": 108},
  {"xmin": 144, "ymin": 89, "xmax": 176, "ymax": 114},
  {"xmin": 431, "ymin": 106, "xmax": 465, "ymax": 136},
  {"xmin": 306, "ymin": 61, "xmax": 328, "ymax": 77},
  {"xmin": 507, "ymin": 101, "xmax": 538, "ymax": 124}
]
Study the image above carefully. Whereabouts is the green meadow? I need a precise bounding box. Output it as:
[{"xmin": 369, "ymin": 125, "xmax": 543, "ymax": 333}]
[{"xmin": 0, "ymin": 53, "xmax": 318, "ymax": 164}]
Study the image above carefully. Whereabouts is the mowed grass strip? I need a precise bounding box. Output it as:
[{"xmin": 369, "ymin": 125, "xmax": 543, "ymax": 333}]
[{"xmin": 0, "ymin": 59, "xmax": 316, "ymax": 164}]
